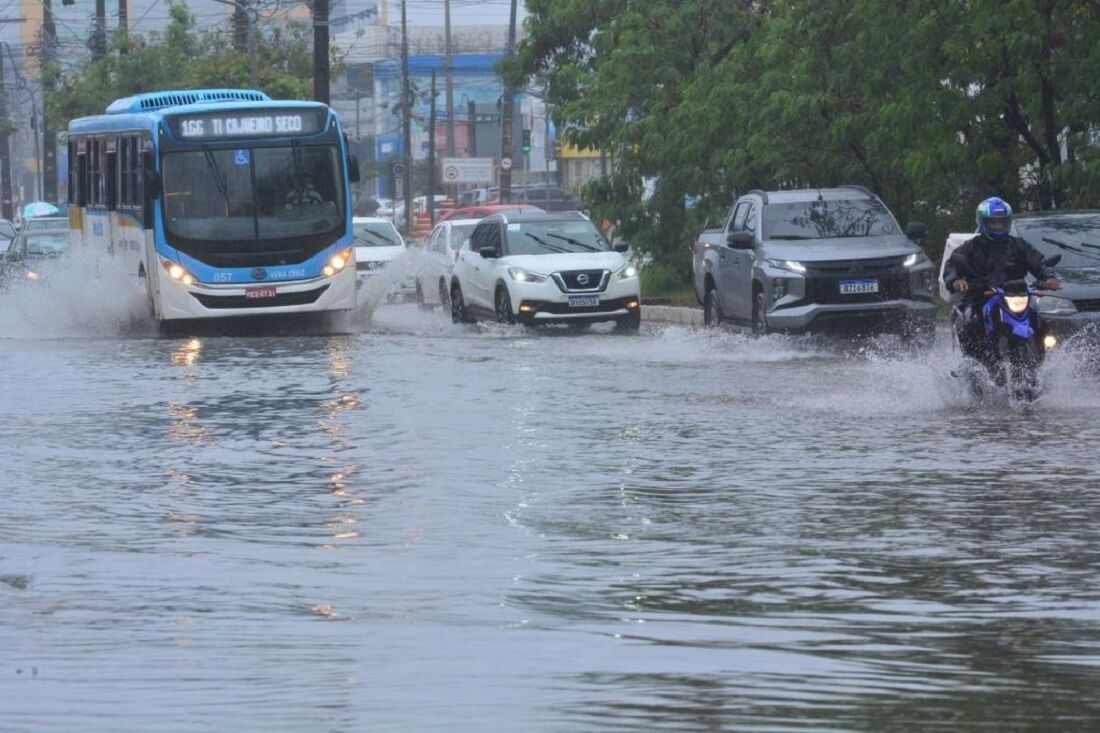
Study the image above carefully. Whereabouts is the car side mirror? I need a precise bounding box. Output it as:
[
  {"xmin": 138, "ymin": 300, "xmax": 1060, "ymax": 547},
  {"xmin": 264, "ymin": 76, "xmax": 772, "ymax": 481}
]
[
  {"xmin": 612, "ymin": 242, "xmax": 629, "ymax": 253},
  {"xmin": 1044, "ymin": 254, "xmax": 1062, "ymax": 267},
  {"xmin": 727, "ymin": 231, "xmax": 754, "ymax": 249},
  {"xmin": 479, "ymin": 246, "xmax": 498, "ymax": 259},
  {"xmin": 906, "ymin": 221, "xmax": 927, "ymax": 241},
  {"xmin": 347, "ymin": 155, "xmax": 361, "ymax": 183}
]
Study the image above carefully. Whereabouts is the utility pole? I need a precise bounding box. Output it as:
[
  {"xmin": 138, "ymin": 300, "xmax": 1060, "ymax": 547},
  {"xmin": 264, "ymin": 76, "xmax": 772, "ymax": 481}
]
[
  {"xmin": 93, "ymin": 0, "xmax": 107, "ymax": 60},
  {"xmin": 313, "ymin": 0, "xmax": 330, "ymax": 104},
  {"xmin": 428, "ymin": 69, "xmax": 437, "ymax": 227},
  {"xmin": 41, "ymin": 0, "xmax": 58, "ymax": 203},
  {"xmin": 444, "ymin": 0, "xmax": 454, "ymax": 157},
  {"xmin": 118, "ymin": 0, "xmax": 129, "ymax": 53},
  {"xmin": 499, "ymin": 0, "xmax": 517, "ymax": 203},
  {"xmin": 0, "ymin": 48, "xmax": 13, "ymax": 220},
  {"xmin": 213, "ymin": 0, "xmax": 257, "ymax": 89},
  {"xmin": 233, "ymin": 3, "xmax": 248, "ymax": 51},
  {"xmin": 400, "ymin": 0, "xmax": 412, "ymax": 235}
]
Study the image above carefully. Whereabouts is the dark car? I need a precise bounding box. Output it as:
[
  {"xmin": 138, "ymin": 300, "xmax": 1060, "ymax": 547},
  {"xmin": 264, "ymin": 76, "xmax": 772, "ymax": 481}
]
[
  {"xmin": 1009, "ymin": 211, "xmax": 1100, "ymax": 341},
  {"xmin": 692, "ymin": 186, "xmax": 936, "ymax": 339},
  {"xmin": 513, "ymin": 185, "xmax": 581, "ymax": 212},
  {"xmin": 1, "ymin": 229, "xmax": 72, "ymax": 284}
]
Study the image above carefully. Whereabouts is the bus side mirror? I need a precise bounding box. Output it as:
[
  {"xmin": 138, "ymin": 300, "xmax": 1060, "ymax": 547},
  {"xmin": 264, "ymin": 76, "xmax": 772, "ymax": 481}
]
[
  {"xmin": 145, "ymin": 166, "xmax": 162, "ymax": 198},
  {"xmin": 348, "ymin": 155, "xmax": 361, "ymax": 183}
]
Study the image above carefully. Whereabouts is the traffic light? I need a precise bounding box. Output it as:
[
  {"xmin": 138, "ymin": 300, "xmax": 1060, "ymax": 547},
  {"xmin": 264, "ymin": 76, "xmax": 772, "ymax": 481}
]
[{"xmin": 521, "ymin": 128, "xmax": 531, "ymax": 154}]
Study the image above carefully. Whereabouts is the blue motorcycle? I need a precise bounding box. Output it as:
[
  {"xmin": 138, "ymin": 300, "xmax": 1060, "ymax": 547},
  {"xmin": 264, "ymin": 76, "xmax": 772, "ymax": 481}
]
[{"xmin": 952, "ymin": 272, "xmax": 1060, "ymax": 402}]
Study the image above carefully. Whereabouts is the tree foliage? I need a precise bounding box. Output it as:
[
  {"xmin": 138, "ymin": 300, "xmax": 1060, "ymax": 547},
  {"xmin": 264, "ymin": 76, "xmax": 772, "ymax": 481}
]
[
  {"xmin": 47, "ymin": 3, "xmax": 316, "ymax": 128},
  {"xmin": 509, "ymin": 0, "xmax": 1100, "ymax": 274}
]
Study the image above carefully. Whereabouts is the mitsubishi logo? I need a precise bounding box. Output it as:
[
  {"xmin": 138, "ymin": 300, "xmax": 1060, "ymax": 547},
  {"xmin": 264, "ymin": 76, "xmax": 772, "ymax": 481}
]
[
  {"xmin": 577, "ymin": 273, "xmax": 590, "ymax": 286},
  {"xmin": 252, "ymin": 268, "xmax": 268, "ymax": 281}
]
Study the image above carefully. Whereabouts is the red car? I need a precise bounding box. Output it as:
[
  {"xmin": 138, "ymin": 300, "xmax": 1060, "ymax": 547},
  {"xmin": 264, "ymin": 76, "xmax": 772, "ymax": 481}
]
[{"xmin": 438, "ymin": 204, "xmax": 544, "ymax": 223}]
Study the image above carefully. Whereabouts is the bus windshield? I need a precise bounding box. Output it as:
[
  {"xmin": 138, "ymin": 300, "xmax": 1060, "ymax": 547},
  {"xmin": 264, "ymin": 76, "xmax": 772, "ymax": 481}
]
[{"xmin": 162, "ymin": 145, "xmax": 344, "ymax": 242}]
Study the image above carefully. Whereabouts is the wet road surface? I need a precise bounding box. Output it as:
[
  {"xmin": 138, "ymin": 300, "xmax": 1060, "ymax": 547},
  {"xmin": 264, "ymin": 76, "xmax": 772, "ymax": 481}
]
[{"xmin": 3, "ymin": 298, "xmax": 1100, "ymax": 731}]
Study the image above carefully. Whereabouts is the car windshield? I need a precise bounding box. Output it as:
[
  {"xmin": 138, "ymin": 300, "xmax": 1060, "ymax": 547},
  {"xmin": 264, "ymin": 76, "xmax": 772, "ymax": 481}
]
[
  {"xmin": 25, "ymin": 233, "xmax": 71, "ymax": 256},
  {"xmin": 1017, "ymin": 215, "xmax": 1100, "ymax": 269},
  {"xmin": 766, "ymin": 198, "xmax": 900, "ymax": 239},
  {"xmin": 505, "ymin": 220, "xmax": 610, "ymax": 255},
  {"xmin": 162, "ymin": 145, "xmax": 344, "ymax": 242},
  {"xmin": 25, "ymin": 217, "xmax": 67, "ymax": 231},
  {"xmin": 353, "ymin": 221, "xmax": 402, "ymax": 247}
]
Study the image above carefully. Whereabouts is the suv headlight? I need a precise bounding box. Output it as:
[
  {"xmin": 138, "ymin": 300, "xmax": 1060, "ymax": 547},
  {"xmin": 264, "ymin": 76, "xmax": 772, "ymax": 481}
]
[
  {"xmin": 1037, "ymin": 295, "xmax": 1077, "ymax": 315},
  {"xmin": 508, "ymin": 267, "xmax": 547, "ymax": 283},
  {"xmin": 767, "ymin": 259, "xmax": 807, "ymax": 274},
  {"xmin": 616, "ymin": 264, "xmax": 639, "ymax": 280},
  {"xmin": 903, "ymin": 252, "xmax": 930, "ymax": 268}
]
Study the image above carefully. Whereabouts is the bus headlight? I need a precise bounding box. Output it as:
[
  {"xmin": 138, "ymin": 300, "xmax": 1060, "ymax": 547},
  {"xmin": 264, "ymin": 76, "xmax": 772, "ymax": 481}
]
[
  {"xmin": 163, "ymin": 261, "xmax": 195, "ymax": 286},
  {"xmin": 325, "ymin": 249, "xmax": 352, "ymax": 277}
]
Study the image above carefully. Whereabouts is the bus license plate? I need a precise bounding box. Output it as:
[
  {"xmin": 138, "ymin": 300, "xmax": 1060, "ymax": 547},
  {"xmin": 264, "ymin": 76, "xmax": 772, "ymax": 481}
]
[
  {"xmin": 568, "ymin": 295, "xmax": 600, "ymax": 308},
  {"xmin": 245, "ymin": 286, "xmax": 278, "ymax": 300},
  {"xmin": 839, "ymin": 279, "xmax": 879, "ymax": 295}
]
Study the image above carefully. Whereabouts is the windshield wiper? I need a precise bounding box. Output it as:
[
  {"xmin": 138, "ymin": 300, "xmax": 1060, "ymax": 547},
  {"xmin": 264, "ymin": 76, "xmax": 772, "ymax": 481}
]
[
  {"xmin": 355, "ymin": 229, "xmax": 398, "ymax": 247},
  {"xmin": 545, "ymin": 232, "xmax": 600, "ymax": 252},
  {"xmin": 1042, "ymin": 236, "xmax": 1100, "ymax": 263},
  {"xmin": 202, "ymin": 147, "xmax": 231, "ymax": 215},
  {"xmin": 524, "ymin": 232, "xmax": 571, "ymax": 253}
]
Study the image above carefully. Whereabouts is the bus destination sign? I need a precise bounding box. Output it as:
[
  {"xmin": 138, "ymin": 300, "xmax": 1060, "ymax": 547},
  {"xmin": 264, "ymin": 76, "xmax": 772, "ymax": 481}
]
[{"xmin": 172, "ymin": 109, "xmax": 325, "ymax": 140}]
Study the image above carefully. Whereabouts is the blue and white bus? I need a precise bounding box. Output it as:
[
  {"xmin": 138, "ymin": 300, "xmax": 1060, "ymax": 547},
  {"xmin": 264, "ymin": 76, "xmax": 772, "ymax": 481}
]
[{"xmin": 67, "ymin": 89, "xmax": 360, "ymax": 325}]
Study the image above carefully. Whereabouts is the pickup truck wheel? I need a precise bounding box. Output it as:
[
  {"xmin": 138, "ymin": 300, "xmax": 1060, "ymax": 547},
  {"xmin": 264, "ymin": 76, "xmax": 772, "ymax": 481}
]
[
  {"xmin": 703, "ymin": 285, "xmax": 722, "ymax": 328},
  {"xmin": 752, "ymin": 291, "xmax": 769, "ymax": 336}
]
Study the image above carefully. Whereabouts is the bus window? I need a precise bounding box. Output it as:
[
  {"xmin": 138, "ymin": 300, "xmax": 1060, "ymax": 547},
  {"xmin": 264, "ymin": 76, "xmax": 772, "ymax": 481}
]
[{"xmin": 161, "ymin": 144, "xmax": 344, "ymax": 242}]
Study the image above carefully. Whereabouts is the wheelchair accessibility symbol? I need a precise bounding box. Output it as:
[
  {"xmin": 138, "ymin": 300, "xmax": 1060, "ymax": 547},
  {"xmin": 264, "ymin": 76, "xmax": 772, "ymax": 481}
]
[{"xmin": 234, "ymin": 149, "xmax": 251, "ymax": 166}]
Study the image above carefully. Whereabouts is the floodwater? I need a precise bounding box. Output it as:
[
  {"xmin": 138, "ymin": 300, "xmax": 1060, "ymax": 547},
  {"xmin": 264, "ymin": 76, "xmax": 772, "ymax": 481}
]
[{"xmin": 3, "ymin": 257, "xmax": 1100, "ymax": 731}]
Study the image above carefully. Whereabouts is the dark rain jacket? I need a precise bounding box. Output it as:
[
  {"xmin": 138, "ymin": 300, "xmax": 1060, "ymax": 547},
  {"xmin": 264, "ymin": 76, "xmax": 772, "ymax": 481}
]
[{"xmin": 942, "ymin": 234, "xmax": 1055, "ymax": 305}]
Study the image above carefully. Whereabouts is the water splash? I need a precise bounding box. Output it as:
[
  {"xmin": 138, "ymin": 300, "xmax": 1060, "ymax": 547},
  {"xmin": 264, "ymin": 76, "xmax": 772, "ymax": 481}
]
[{"xmin": 0, "ymin": 248, "xmax": 152, "ymax": 340}]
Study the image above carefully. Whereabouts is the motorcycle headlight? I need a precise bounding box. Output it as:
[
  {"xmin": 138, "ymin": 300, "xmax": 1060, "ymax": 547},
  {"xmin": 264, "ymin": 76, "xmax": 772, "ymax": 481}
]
[
  {"xmin": 508, "ymin": 267, "xmax": 547, "ymax": 283},
  {"xmin": 767, "ymin": 259, "xmax": 807, "ymax": 274},
  {"xmin": 1003, "ymin": 295, "xmax": 1030, "ymax": 314},
  {"xmin": 1037, "ymin": 295, "xmax": 1077, "ymax": 315},
  {"xmin": 616, "ymin": 264, "xmax": 639, "ymax": 280}
]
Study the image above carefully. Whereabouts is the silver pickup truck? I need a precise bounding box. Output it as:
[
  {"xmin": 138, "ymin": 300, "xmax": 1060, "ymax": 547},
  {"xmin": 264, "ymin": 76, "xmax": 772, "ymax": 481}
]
[{"xmin": 692, "ymin": 186, "xmax": 936, "ymax": 340}]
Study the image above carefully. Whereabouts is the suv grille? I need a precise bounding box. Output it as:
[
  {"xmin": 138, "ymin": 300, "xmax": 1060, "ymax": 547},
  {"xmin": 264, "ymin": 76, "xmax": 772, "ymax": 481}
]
[
  {"xmin": 805, "ymin": 257, "xmax": 910, "ymax": 304},
  {"xmin": 553, "ymin": 269, "xmax": 609, "ymax": 292}
]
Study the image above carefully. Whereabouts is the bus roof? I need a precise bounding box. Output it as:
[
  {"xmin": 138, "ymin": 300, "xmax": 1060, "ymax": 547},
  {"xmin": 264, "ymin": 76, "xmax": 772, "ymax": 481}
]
[
  {"xmin": 106, "ymin": 89, "xmax": 271, "ymax": 115},
  {"xmin": 68, "ymin": 91, "xmax": 334, "ymax": 136}
]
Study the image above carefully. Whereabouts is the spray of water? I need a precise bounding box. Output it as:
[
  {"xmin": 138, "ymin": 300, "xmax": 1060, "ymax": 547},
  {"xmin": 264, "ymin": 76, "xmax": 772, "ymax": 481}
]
[{"xmin": 0, "ymin": 248, "xmax": 153, "ymax": 340}]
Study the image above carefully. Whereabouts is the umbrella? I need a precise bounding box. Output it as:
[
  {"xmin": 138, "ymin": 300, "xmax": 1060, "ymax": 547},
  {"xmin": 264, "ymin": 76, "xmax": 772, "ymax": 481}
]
[{"xmin": 21, "ymin": 201, "xmax": 61, "ymax": 219}]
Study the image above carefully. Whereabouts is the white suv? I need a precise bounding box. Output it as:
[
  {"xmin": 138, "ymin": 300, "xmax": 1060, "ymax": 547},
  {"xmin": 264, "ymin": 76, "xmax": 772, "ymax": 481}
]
[{"xmin": 449, "ymin": 212, "xmax": 641, "ymax": 330}]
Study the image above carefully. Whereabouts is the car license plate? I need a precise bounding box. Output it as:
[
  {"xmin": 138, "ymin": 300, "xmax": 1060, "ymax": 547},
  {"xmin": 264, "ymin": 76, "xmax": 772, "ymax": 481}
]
[
  {"xmin": 245, "ymin": 286, "xmax": 278, "ymax": 300},
  {"xmin": 839, "ymin": 279, "xmax": 879, "ymax": 295},
  {"xmin": 568, "ymin": 295, "xmax": 600, "ymax": 308}
]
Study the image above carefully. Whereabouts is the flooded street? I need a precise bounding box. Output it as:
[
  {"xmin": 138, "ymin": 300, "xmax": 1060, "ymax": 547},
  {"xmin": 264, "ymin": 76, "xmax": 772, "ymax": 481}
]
[{"xmin": 3, "ymin": 302, "xmax": 1100, "ymax": 731}]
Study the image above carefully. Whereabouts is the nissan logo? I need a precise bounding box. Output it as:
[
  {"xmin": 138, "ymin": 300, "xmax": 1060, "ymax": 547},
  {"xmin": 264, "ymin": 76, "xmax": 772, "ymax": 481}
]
[
  {"xmin": 577, "ymin": 273, "xmax": 590, "ymax": 286},
  {"xmin": 252, "ymin": 268, "xmax": 268, "ymax": 280}
]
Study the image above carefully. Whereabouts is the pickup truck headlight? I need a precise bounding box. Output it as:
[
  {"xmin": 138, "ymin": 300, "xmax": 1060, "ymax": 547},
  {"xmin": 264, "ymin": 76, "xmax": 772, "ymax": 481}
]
[
  {"xmin": 767, "ymin": 259, "xmax": 807, "ymax": 274},
  {"xmin": 508, "ymin": 267, "xmax": 547, "ymax": 283},
  {"xmin": 1037, "ymin": 296, "xmax": 1077, "ymax": 315}
]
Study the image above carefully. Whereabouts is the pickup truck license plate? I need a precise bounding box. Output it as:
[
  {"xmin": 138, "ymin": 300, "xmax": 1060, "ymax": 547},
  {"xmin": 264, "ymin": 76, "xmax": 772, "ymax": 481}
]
[
  {"xmin": 245, "ymin": 286, "xmax": 278, "ymax": 300},
  {"xmin": 839, "ymin": 279, "xmax": 879, "ymax": 295},
  {"xmin": 568, "ymin": 295, "xmax": 600, "ymax": 308}
]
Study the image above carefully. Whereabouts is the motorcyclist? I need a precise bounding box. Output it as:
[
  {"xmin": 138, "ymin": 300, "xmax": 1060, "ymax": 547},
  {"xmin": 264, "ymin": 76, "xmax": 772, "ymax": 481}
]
[{"xmin": 942, "ymin": 197, "xmax": 1061, "ymax": 361}]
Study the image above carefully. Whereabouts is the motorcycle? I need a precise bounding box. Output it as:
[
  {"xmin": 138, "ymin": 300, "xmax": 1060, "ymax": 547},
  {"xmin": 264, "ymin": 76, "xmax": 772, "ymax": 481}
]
[{"xmin": 952, "ymin": 268, "xmax": 1060, "ymax": 403}]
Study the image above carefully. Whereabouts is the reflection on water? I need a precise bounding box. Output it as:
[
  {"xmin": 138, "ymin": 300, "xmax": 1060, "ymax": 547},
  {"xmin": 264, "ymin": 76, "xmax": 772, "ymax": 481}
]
[{"xmin": 1, "ymin": 308, "xmax": 1100, "ymax": 731}]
